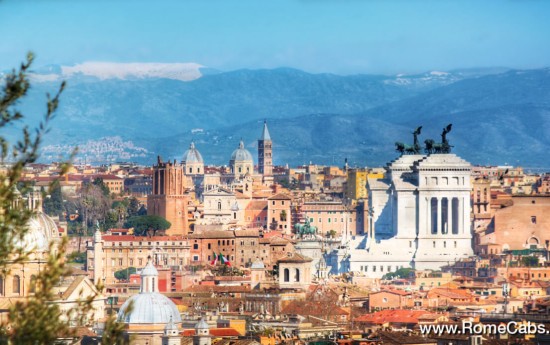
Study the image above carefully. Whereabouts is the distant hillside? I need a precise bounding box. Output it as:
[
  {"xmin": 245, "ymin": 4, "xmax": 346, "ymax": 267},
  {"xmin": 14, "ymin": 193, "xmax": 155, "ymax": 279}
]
[
  {"xmin": 152, "ymin": 68, "xmax": 550, "ymax": 168},
  {"xmin": 10, "ymin": 65, "xmax": 550, "ymax": 168}
]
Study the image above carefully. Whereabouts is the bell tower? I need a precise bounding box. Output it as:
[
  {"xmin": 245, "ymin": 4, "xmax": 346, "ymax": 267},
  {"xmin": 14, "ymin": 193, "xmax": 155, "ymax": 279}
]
[{"xmin": 258, "ymin": 120, "xmax": 273, "ymax": 177}]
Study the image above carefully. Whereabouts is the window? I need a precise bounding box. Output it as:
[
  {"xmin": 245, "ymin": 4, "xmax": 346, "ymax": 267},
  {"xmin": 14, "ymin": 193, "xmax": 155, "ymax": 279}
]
[
  {"xmin": 119, "ymin": 259, "xmax": 123, "ymax": 266},
  {"xmin": 193, "ymin": 255, "xmax": 199, "ymax": 261},
  {"xmin": 284, "ymin": 268, "xmax": 290, "ymax": 282},
  {"xmin": 0, "ymin": 276, "xmax": 3, "ymax": 296},
  {"xmin": 29, "ymin": 275, "xmax": 37, "ymax": 293},
  {"xmin": 193, "ymin": 244, "xmax": 199, "ymax": 250},
  {"xmin": 208, "ymin": 243, "xmax": 211, "ymax": 250},
  {"xmin": 531, "ymin": 216, "xmax": 537, "ymax": 224},
  {"xmin": 13, "ymin": 275, "xmax": 20, "ymax": 294}
]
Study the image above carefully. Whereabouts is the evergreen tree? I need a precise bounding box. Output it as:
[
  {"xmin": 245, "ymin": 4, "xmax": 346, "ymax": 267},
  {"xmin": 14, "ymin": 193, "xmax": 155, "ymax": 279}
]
[
  {"xmin": 124, "ymin": 215, "xmax": 171, "ymax": 236},
  {"xmin": 0, "ymin": 53, "xmax": 127, "ymax": 344},
  {"xmin": 42, "ymin": 183, "xmax": 64, "ymax": 217}
]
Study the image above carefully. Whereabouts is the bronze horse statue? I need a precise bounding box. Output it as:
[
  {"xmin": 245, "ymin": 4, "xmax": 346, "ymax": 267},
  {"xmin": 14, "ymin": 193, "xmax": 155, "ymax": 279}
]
[
  {"xmin": 395, "ymin": 126, "xmax": 422, "ymax": 155},
  {"xmin": 424, "ymin": 124, "xmax": 453, "ymax": 154}
]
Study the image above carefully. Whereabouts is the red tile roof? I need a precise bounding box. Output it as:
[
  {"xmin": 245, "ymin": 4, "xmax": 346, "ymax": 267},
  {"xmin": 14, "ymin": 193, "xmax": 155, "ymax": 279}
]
[{"xmin": 355, "ymin": 310, "xmax": 431, "ymax": 324}]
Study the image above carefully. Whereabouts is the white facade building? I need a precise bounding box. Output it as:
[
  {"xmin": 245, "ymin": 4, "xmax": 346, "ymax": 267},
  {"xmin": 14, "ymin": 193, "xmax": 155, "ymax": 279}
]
[{"xmin": 349, "ymin": 153, "xmax": 474, "ymax": 278}]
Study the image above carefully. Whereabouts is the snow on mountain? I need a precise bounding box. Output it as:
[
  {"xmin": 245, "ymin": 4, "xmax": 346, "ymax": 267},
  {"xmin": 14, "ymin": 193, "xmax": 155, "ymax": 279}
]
[{"xmin": 29, "ymin": 62, "xmax": 205, "ymax": 82}]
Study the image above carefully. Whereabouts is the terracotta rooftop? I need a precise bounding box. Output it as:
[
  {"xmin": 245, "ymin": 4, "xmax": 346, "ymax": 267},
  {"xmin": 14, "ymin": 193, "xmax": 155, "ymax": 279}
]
[
  {"xmin": 355, "ymin": 310, "xmax": 432, "ymax": 325},
  {"xmin": 234, "ymin": 229, "xmax": 260, "ymax": 237},
  {"xmin": 267, "ymin": 193, "xmax": 292, "ymax": 200},
  {"xmin": 245, "ymin": 200, "xmax": 268, "ymax": 210},
  {"xmin": 277, "ymin": 252, "xmax": 312, "ymax": 263}
]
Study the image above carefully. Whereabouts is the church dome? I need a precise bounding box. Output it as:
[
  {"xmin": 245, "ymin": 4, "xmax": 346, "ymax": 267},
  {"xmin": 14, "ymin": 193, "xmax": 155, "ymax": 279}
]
[
  {"xmin": 18, "ymin": 212, "xmax": 56, "ymax": 252},
  {"xmin": 117, "ymin": 292, "xmax": 182, "ymax": 324},
  {"xmin": 117, "ymin": 259, "xmax": 182, "ymax": 324},
  {"xmin": 183, "ymin": 142, "xmax": 204, "ymax": 164},
  {"xmin": 230, "ymin": 140, "xmax": 253, "ymax": 162}
]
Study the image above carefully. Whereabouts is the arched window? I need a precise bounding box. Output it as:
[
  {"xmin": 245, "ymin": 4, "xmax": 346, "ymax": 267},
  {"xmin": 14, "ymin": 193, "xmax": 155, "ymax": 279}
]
[
  {"xmin": 29, "ymin": 275, "xmax": 37, "ymax": 293},
  {"xmin": 295, "ymin": 269, "xmax": 300, "ymax": 282},
  {"xmin": 283, "ymin": 268, "xmax": 290, "ymax": 282},
  {"xmin": 218, "ymin": 202, "xmax": 222, "ymax": 211},
  {"xmin": 13, "ymin": 275, "xmax": 21, "ymax": 295}
]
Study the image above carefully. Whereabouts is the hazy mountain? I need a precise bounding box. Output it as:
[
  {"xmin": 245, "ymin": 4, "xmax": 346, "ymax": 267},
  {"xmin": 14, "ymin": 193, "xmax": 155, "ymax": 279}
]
[
  {"xmin": 154, "ymin": 68, "xmax": 550, "ymax": 168},
  {"xmin": 8, "ymin": 64, "xmax": 549, "ymax": 168}
]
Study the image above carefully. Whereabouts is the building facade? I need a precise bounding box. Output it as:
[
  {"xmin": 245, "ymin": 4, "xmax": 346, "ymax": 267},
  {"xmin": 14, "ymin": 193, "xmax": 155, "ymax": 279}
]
[{"xmin": 350, "ymin": 150, "xmax": 474, "ymax": 277}]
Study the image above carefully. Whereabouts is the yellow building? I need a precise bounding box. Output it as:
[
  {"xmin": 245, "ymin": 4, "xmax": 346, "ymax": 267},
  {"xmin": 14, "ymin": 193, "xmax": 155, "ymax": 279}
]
[
  {"xmin": 345, "ymin": 169, "xmax": 384, "ymax": 201},
  {"xmin": 345, "ymin": 169, "xmax": 368, "ymax": 201}
]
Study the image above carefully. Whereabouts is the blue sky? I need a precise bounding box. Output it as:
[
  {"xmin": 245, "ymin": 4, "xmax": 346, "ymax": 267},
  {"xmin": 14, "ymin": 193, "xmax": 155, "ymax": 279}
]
[{"xmin": 1, "ymin": 0, "xmax": 549, "ymax": 74}]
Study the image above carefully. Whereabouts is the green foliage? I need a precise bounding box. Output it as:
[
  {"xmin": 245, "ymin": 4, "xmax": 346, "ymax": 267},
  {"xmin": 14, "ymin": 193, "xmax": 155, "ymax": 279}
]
[
  {"xmin": 67, "ymin": 251, "xmax": 87, "ymax": 264},
  {"xmin": 327, "ymin": 229, "xmax": 337, "ymax": 238},
  {"xmin": 280, "ymin": 178, "xmax": 299, "ymax": 190},
  {"xmin": 93, "ymin": 177, "xmax": 111, "ymax": 197},
  {"xmin": 0, "ymin": 52, "xmax": 66, "ymax": 268},
  {"xmin": 124, "ymin": 215, "xmax": 171, "ymax": 236},
  {"xmin": 520, "ymin": 256, "xmax": 539, "ymax": 267},
  {"xmin": 42, "ymin": 183, "xmax": 64, "ymax": 217},
  {"xmin": 127, "ymin": 197, "xmax": 140, "ymax": 217},
  {"xmin": 0, "ymin": 54, "xmax": 127, "ymax": 344},
  {"xmin": 78, "ymin": 180, "xmax": 112, "ymax": 231},
  {"xmin": 114, "ymin": 267, "xmax": 137, "ymax": 281},
  {"xmin": 212, "ymin": 264, "xmax": 244, "ymax": 277},
  {"xmin": 382, "ymin": 267, "xmax": 415, "ymax": 280}
]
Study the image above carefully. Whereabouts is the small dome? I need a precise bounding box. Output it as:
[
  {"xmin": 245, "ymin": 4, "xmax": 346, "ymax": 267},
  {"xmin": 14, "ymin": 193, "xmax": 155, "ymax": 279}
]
[
  {"xmin": 183, "ymin": 142, "xmax": 204, "ymax": 164},
  {"xmin": 230, "ymin": 140, "xmax": 253, "ymax": 162},
  {"xmin": 140, "ymin": 260, "xmax": 159, "ymax": 277},
  {"xmin": 195, "ymin": 318, "xmax": 210, "ymax": 330},
  {"xmin": 117, "ymin": 292, "xmax": 182, "ymax": 324}
]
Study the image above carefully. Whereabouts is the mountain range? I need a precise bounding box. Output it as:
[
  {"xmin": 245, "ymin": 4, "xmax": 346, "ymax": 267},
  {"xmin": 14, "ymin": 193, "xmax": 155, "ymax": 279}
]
[{"xmin": 7, "ymin": 63, "xmax": 550, "ymax": 169}]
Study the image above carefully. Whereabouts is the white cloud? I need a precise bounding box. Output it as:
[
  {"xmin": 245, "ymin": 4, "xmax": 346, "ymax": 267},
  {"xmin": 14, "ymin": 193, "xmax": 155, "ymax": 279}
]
[{"xmin": 60, "ymin": 62, "xmax": 205, "ymax": 81}]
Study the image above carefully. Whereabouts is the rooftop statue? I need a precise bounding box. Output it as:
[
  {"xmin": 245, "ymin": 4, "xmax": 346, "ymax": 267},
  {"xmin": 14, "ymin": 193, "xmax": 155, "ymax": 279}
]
[
  {"xmin": 424, "ymin": 123, "xmax": 453, "ymax": 154},
  {"xmin": 395, "ymin": 126, "xmax": 422, "ymax": 155}
]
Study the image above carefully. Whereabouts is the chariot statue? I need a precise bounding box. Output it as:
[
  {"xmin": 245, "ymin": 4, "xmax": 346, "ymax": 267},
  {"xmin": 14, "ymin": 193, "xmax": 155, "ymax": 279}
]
[
  {"xmin": 395, "ymin": 126, "xmax": 422, "ymax": 155},
  {"xmin": 424, "ymin": 123, "xmax": 453, "ymax": 154}
]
